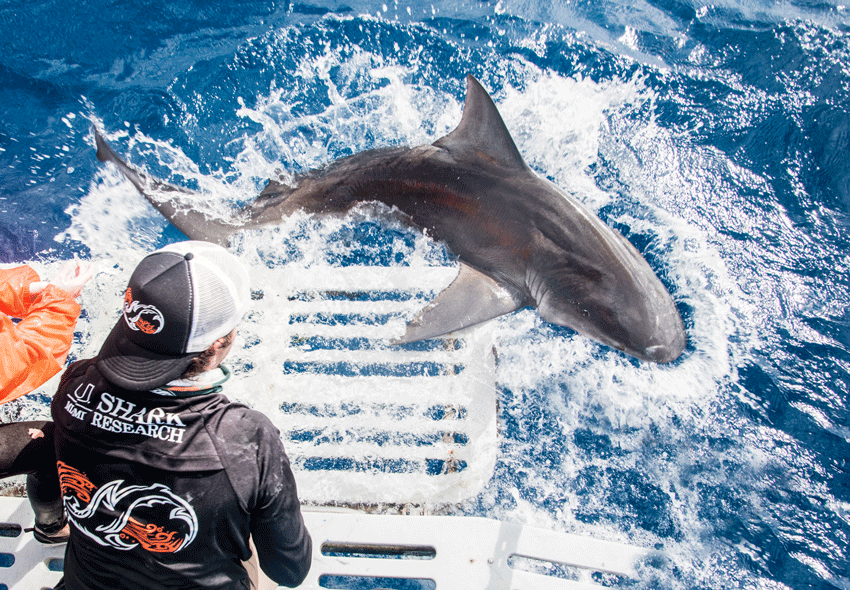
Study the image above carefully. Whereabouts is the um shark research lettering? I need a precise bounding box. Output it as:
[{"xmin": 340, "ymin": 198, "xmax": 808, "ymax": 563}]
[{"xmin": 64, "ymin": 388, "xmax": 187, "ymax": 444}]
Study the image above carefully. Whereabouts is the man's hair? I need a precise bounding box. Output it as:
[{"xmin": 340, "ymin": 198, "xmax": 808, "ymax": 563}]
[{"xmin": 181, "ymin": 331, "xmax": 236, "ymax": 379}]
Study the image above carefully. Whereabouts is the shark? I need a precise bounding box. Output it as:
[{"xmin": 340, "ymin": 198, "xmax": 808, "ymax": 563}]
[{"xmin": 93, "ymin": 74, "xmax": 687, "ymax": 363}]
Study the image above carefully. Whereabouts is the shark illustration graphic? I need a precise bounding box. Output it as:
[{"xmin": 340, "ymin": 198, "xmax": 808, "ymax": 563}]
[{"xmin": 93, "ymin": 75, "xmax": 687, "ymax": 363}]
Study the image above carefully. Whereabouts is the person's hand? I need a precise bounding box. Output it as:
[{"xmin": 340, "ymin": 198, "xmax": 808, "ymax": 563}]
[{"xmin": 30, "ymin": 260, "xmax": 96, "ymax": 299}]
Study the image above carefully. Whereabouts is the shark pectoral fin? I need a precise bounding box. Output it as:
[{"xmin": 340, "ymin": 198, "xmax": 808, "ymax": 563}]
[{"xmin": 392, "ymin": 262, "xmax": 527, "ymax": 344}]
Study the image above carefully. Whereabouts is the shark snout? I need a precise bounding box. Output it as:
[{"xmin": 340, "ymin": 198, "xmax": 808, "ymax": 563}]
[
  {"xmin": 640, "ymin": 340, "xmax": 685, "ymax": 364},
  {"xmin": 621, "ymin": 309, "xmax": 687, "ymax": 364},
  {"xmin": 569, "ymin": 292, "xmax": 687, "ymax": 364}
]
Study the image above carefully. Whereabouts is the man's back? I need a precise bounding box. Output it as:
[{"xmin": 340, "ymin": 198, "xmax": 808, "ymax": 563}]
[{"xmin": 52, "ymin": 359, "xmax": 311, "ymax": 590}]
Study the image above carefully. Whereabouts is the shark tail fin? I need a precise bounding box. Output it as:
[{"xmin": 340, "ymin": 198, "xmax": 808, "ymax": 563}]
[
  {"xmin": 92, "ymin": 126, "xmax": 239, "ymax": 246},
  {"xmin": 94, "ymin": 127, "xmax": 151, "ymax": 196}
]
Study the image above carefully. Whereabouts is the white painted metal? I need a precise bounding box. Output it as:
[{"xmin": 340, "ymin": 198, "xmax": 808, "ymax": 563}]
[
  {"xmin": 0, "ymin": 497, "xmax": 66, "ymax": 590},
  {"xmin": 297, "ymin": 510, "xmax": 652, "ymax": 590},
  {"xmin": 242, "ymin": 264, "xmax": 499, "ymax": 505},
  {"xmin": 0, "ymin": 498, "xmax": 652, "ymax": 590},
  {"xmin": 0, "ymin": 265, "xmax": 654, "ymax": 588}
]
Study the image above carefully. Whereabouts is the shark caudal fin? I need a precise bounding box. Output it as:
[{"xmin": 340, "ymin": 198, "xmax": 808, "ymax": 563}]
[{"xmin": 93, "ymin": 127, "xmax": 239, "ymax": 246}]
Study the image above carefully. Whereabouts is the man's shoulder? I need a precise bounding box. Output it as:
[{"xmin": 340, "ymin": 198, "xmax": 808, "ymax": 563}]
[
  {"xmin": 206, "ymin": 395, "xmax": 288, "ymax": 506},
  {"xmin": 214, "ymin": 398, "xmax": 276, "ymax": 426},
  {"xmin": 56, "ymin": 357, "xmax": 98, "ymax": 393},
  {"xmin": 206, "ymin": 397, "xmax": 282, "ymax": 448},
  {"xmin": 65, "ymin": 357, "xmax": 96, "ymax": 375}
]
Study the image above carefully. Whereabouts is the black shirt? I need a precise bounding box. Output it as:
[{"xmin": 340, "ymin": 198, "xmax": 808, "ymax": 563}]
[{"xmin": 51, "ymin": 359, "xmax": 312, "ymax": 590}]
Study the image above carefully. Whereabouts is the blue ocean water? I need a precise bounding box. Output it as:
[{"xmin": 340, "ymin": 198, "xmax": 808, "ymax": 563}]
[{"xmin": 1, "ymin": 1, "xmax": 849, "ymax": 589}]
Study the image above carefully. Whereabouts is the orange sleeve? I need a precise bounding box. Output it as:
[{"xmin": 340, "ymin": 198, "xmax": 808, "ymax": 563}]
[{"xmin": 0, "ymin": 266, "xmax": 82, "ymax": 404}]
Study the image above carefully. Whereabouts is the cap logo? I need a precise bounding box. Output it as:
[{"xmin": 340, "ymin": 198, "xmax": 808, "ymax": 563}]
[{"xmin": 123, "ymin": 287, "xmax": 165, "ymax": 335}]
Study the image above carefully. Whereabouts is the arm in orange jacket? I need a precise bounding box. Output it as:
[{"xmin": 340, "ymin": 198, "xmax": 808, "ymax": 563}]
[{"xmin": 0, "ymin": 263, "xmax": 93, "ymax": 404}]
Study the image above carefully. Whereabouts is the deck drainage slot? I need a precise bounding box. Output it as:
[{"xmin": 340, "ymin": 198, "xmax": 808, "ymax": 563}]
[
  {"xmin": 319, "ymin": 575, "xmax": 436, "ymax": 589},
  {"xmin": 508, "ymin": 554, "xmax": 626, "ymax": 583},
  {"xmin": 322, "ymin": 542, "xmax": 436, "ymax": 560}
]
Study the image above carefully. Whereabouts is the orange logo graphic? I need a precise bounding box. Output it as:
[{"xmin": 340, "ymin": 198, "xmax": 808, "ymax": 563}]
[
  {"xmin": 122, "ymin": 288, "xmax": 165, "ymax": 335},
  {"xmin": 58, "ymin": 461, "xmax": 197, "ymax": 553}
]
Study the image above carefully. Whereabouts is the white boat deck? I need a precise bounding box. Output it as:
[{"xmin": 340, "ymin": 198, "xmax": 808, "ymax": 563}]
[
  {"xmin": 0, "ymin": 264, "xmax": 657, "ymax": 588},
  {"xmin": 0, "ymin": 497, "xmax": 653, "ymax": 590},
  {"xmin": 241, "ymin": 264, "xmax": 498, "ymax": 506}
]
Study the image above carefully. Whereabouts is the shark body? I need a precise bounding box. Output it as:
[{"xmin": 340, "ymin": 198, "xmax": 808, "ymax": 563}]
[{"xmin": 94, "ymin": 75, "xmax": 687, "ymax": 362}]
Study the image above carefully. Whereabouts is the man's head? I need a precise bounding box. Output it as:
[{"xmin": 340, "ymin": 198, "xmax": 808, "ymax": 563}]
[
  {"xmin": 181, "ymin": 328, "xmax": 237, "ymax": 379},
  {"xmin": 97, "ymin": 241, "xmax": 251, "ymax": 390}
]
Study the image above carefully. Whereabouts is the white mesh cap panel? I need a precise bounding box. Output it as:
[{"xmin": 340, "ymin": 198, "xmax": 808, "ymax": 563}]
[{"xmin": 159, "ymin": 241, "xmax": 251, "ymax": 353}]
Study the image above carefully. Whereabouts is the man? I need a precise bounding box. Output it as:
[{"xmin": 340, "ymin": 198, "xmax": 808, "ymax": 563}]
[{"xmin": 51, "ymin": 242, "xmax": 311, "ymax": 589}]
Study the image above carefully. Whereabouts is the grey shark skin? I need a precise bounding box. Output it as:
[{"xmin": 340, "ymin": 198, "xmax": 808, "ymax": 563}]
[{"xmin": 94, "ymin": 75, "xmax": 687, "ymax": 363}]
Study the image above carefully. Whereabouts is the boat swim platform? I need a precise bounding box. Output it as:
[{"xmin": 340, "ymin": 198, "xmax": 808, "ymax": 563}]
[
  {"xmin": 0, "ymin": 265, "xmax": 657, "ymax": 587},
  {"xmin": 241, "ymin": 264, "xmax": 499, "ymax": 506},
  {"xmin": 0, "ymin": 496, "xmax": 654, "ymax": 590}
]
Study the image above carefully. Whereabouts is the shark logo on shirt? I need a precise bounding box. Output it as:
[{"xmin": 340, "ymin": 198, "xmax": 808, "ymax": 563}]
[{"xmin": 57, "ymin": 461, "xmax": 197, "ymax": 553}]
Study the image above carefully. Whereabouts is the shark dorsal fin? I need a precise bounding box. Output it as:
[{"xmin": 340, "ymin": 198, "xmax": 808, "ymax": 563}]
[
  {"xmin": 433, "ymin": 75, "xmax": 529, "ymax": 171},
  {"xmin": 258, "ymin": 179, "xmax": 288, "ymax": 199}
]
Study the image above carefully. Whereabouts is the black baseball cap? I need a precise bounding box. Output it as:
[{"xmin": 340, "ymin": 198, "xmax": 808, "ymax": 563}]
[{"xmin": 97, "ymin": 241, "xmax": 250, "ymax": 391}]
